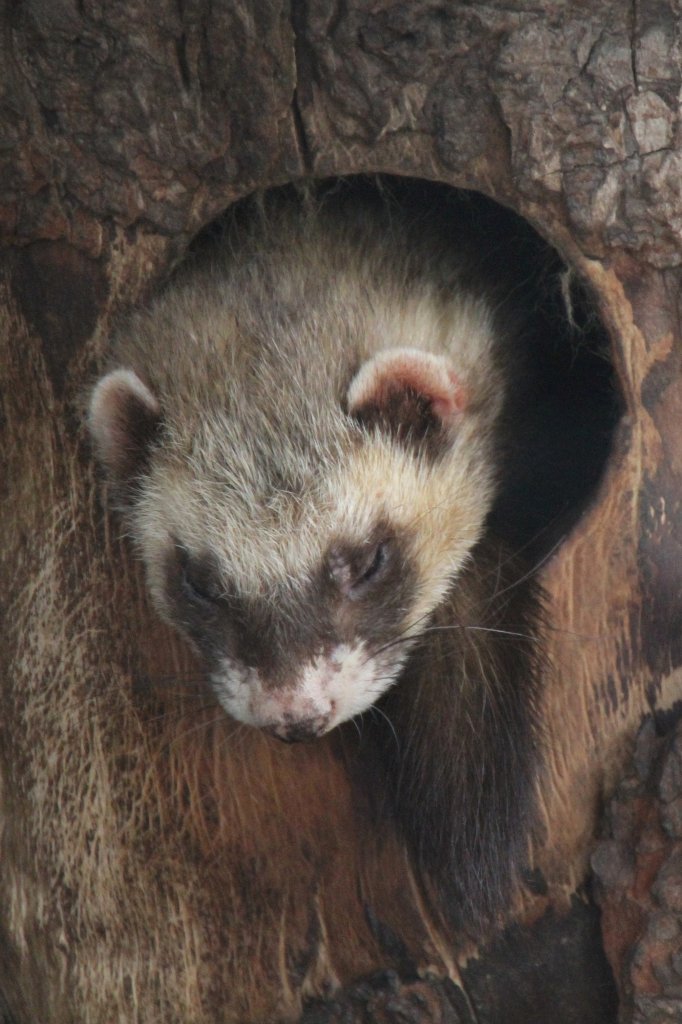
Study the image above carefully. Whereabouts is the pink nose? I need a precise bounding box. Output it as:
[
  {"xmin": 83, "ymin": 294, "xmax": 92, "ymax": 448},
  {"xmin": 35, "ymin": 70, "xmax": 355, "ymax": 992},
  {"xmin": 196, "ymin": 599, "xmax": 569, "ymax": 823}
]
[{"xmin": 268, "ymin": 715, "xmax": 330, "ymax": 743}]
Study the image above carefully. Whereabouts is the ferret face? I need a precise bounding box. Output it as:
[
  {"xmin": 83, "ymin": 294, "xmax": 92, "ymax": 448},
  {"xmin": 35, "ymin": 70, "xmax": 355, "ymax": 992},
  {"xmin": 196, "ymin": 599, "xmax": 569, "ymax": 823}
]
[
  {"xmin": 157, "ymin": 514, "xmax": 417, "ymax": 740},
  {"xmin": 90, "ymin": 320, "xmax": 501, "ymax": 740},
  {"xmin": 117, "ymin": 377, "xmax": 491, "ymax": 739}
]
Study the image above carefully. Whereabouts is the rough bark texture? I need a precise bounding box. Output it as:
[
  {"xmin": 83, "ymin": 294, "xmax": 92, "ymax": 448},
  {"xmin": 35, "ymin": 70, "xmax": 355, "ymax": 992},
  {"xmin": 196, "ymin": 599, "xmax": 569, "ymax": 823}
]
[
  {"xmin": 2, "ymin": 1, "xmax": 682, "ymax": 1022},
  {"xmin": 593, "ymin": 719, "xmax": 682, "ymax": 1024}
]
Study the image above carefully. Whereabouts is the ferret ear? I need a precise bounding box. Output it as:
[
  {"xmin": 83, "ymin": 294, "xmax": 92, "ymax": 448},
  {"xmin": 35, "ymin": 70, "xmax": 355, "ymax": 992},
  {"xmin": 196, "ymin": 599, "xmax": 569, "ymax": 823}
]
[
  {"xmin": 88, "ymin": 368, "xmax": 162, "ymax": 483},
  {"xmin": 346, "ymin": 348, "xmax": 468, "ymax": 448}
]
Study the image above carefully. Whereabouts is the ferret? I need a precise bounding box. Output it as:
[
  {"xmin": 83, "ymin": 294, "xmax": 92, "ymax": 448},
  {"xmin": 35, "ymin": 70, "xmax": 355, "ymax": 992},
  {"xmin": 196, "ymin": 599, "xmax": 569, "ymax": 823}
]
[{"xmin": 88, "ymin": 185, "xmax": 544, "ymax": 928}]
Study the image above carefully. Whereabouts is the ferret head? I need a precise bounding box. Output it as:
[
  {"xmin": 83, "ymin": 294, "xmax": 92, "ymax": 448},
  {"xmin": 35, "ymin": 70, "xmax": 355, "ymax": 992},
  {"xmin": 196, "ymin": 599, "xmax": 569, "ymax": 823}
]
[{"xmin": 89, "ymin": 344, "xmax": 497, "ymax": 741}]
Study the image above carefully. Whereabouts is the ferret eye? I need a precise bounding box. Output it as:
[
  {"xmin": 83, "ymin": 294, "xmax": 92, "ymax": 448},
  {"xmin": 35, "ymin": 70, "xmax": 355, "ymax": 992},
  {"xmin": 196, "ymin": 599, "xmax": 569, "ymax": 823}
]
[
  {"xmin": 178, "ymin": 552, "xmax": 223, "ymax": 606},
  {"xmin": 328, "ymin": 537, "xmax": 392, "ymax": 598},
  {"xmin": 182, "ymin": 570, "xmax": 215, "ymax": 605},
  {"xmin": 349, "ymin": 540, "xmax": 392, "ymax": 596},
  {"xmin": 356, "ymin": 541, "xmax": 389, "ymax": 586}
]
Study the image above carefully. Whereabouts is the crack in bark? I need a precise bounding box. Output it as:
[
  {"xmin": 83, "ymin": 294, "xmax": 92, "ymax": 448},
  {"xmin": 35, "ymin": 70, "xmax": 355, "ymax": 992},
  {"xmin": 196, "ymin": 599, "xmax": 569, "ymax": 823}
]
[
  {"xmin": 174, "ymin": 33, "xmax": 192, "ymax": 92},
  {"xmin": 630, "ymin": 0, "xmax": 640, "ymax": 93},
  {"xmin": 290, "ymin": 0, "xmax": 314, "ymax": 175}
]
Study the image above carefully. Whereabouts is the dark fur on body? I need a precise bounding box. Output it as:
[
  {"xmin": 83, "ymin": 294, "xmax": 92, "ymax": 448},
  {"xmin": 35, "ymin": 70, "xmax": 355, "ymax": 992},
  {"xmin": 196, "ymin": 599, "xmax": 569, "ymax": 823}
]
[{"xmin": 357, "ymin": 534, "xmax": 544, "ymax": 929}]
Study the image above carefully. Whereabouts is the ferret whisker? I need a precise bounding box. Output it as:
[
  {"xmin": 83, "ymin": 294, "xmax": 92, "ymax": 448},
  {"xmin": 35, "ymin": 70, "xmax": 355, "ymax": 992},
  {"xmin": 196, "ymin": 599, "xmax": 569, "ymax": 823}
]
[
  {"xmin": 350, "ymin": 716, "xmax": 363, "ymax": 740},
  {"xmin": 367, "ymin": 609, "xmax": 436, "ymax": 661},
  {"xmin": 420, "ymin": 623, "xmax": 541, "ymax": 644},
  {"xmin": 214, "ymin": 719, "xmax": 254, "ymax": 757},
  {"xmin": 486, "ymin": 534, "xmax": 566, "ymax": 603},
  {"xmin": 364, "ymin": 635, "xmax": 413, "ymax": 664},
  {"xmin": 142, "ymin": 686, "xmax": 208, "ymax": 697},
  {"xmin": 163, "ymin": 710, "xmax": 234, "ymax": 752},
  {"xmin": 141, "ymin": 700, "xmax": 221, "ymax": 727},
  {"xmin": 368, "ymin": 704, "xmax": 400, "ymax": 753}
]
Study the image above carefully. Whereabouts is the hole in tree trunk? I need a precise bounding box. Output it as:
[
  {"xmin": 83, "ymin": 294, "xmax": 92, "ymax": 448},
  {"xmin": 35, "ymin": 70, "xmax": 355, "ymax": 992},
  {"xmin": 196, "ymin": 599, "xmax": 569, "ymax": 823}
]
[{"xmin": 192, "ymin": 173, "xmax": 621, "ymax": 566}]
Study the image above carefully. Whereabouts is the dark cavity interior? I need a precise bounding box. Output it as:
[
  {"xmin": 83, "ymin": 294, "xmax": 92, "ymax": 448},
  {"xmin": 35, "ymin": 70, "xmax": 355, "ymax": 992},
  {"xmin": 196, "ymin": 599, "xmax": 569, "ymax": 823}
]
[{"xmin": 193, "ymin": 175, "xmax": 622, "ymax": 565}]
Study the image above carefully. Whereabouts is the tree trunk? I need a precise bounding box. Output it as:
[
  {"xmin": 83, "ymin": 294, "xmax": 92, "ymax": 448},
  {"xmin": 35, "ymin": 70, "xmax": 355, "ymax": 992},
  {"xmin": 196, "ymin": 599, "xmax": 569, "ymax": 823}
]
[{"xmin": 2, "ymin": 1, "xmax": 681, "ymax": 1021}]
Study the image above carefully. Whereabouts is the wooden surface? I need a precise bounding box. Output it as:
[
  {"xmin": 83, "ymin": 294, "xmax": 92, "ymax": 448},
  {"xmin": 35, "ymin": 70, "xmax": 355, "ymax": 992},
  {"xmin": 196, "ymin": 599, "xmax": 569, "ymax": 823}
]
[{"xmin": 2, "ymin": 1, "xmax": 682, "ymax": 1020}]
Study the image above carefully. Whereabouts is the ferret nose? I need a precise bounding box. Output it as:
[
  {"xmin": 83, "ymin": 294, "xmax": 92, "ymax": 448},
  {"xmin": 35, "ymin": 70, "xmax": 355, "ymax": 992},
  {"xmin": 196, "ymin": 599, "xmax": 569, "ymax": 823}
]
[{"xmin": 270, "ymin": 715, "xmax": 329, "ymax": 743}]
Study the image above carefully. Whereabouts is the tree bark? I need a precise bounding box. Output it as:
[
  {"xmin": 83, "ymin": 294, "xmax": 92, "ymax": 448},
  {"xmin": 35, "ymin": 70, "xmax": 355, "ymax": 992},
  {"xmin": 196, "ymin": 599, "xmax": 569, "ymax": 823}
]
[{"xmin": 2, "ymin": 1, "xmax": 681, "ymax": 1021}]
